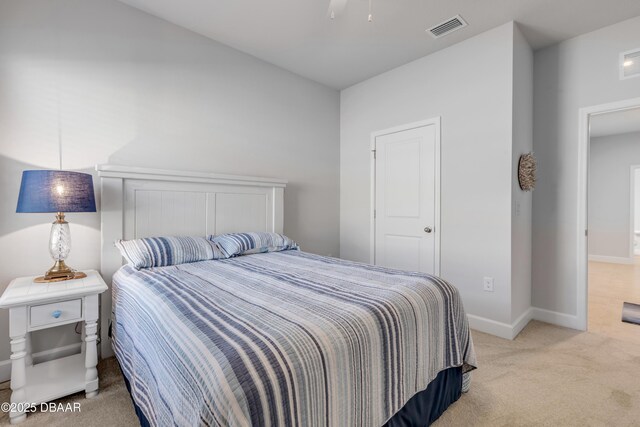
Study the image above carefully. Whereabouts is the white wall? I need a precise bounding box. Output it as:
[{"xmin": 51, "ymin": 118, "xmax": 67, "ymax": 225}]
[
  {"xmin": 340, "ymin": 22, "xmax": 521, "ymax": 329},
  {"xmin": 636, "ymin": 169, "xmax": 640, "ymax": 235},
  {"xmin": 0, "ymin": 0, "xmax": 340, "ymax": 368},
  {"xmin": 533, "ymin": 16, "xmax": 640, "ymax": 317},
  {"xmin": 588, "ymin": 132, "xmax": 640, "ymax": 260},
  {"xmin": 511, "ymin": 25, "xmax": 533, "ymax": 323}
]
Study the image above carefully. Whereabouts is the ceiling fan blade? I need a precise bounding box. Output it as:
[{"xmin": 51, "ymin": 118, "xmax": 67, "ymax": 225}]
[{"xmin": 327, "ymin": 0, "xmax": 348, "ymax": 18}]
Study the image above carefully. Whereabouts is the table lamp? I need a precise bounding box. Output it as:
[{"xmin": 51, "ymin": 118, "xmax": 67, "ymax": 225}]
[{"xmin": 16, "ymin": 170, "xmax": 97, "ymax": 282}]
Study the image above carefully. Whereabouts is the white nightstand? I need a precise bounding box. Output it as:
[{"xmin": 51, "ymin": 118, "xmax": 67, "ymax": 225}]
[{"xmin": 0, "ymin": 270, "xmax": 108, "ymax": 424}]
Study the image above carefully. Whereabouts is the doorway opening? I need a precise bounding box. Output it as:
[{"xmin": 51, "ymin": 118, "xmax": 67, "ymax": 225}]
[
  {"xmin": 579, "ymin": 99, "xmax": 640, "ymax": 341},
  {"xmin": 634, "ymin": 167, "xmax": 640, "ymax": 257}
]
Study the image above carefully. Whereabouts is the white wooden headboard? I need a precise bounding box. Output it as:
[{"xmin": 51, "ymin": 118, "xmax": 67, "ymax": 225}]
[{"xmin": 97, "ymin": 164, "xmax": 287, "ymax": 357}]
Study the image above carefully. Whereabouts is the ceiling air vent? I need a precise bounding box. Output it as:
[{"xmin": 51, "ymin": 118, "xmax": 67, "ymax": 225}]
[
  {"xmin": 620, "ymin": 48, "xmax": 640, "ymax": 80},
  {"xmin": 427, "ymin": 15, "xmax": 467, "ymax": 39}
]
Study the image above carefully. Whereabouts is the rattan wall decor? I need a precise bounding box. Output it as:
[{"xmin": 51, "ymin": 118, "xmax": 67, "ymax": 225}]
[{"xmin": 518, "ymin": 152, "xmax": 537, "ymax": 191}]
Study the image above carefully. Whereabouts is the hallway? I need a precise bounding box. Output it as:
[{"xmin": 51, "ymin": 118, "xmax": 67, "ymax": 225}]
[{"xmin": 589, "ymin": 257, "xmax": 640, "ymax": 342}]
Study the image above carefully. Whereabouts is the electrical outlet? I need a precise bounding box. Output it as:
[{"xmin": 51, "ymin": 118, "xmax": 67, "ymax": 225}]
[{"xmin": 483, "ymin": 277, "xmax": 494, "ymax": 292}]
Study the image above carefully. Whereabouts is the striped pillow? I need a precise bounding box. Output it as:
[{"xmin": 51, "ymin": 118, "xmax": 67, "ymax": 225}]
[
  {"xmin": 209, "ymin": 232, "xmax": 299, "ymax": 258},
  {"xmin": 115, "ymin": 236, "xmax": 222, "ymax": 269}
]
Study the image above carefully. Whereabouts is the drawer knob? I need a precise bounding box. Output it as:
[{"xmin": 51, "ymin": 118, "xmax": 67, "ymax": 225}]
[{"xmin": 52, "ymin": 310, "xmax": 62, "ymax": 318}]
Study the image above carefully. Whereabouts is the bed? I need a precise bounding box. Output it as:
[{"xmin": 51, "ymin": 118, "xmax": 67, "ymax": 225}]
[{"xmin": 98, "ymin": 165, "xmax": 476, "ymax": 426}]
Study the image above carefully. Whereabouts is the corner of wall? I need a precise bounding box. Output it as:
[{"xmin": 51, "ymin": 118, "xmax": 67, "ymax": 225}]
[
  {"xmin": 532, "ymin": 14, "xmax": 640, "ymax": 321},
  {"xmin": 510, "ymin": 21, "xmax": 534, "ymax": 325}
]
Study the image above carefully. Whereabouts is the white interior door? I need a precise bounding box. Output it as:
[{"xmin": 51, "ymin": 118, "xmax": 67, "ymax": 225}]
[{"xmin": 374, "ymin": 123, "xmax": 439, "ymax": 274}]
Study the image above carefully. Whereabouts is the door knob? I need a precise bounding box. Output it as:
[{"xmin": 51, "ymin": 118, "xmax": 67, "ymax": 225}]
[{"xmin": 424, "ymin": 226, "xmax": 432, "ymax": 233}]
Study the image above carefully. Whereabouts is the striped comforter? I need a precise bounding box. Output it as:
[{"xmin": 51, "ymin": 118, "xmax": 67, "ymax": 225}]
[{"xmin": 112, "ymin": 250, "xmax": 476, "ymax": 427}]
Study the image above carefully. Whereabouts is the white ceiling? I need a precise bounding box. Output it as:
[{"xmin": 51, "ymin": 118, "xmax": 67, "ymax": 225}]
[
  {"xmin": 590, "ymin": 107, "xmax": 640, "ymax": 138},
  {"xmin": 117, "ymin": 0, "xmax": 640, "ymax": 89}
]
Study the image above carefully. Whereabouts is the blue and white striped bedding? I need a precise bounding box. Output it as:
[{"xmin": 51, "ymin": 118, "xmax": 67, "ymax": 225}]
[
  {"xmin": 112, "ymin": 250, "xmax": 477, "ymax": 426},
  {"xmin": 210, "ymin": 232, "xmax": 299, "ymax": 258},
  {"xmin": 115, "ymin": 236, "xmax": 223, "ymax": 269},
  {"xmin": 115, "ymin": 233, "xmax": 298, "ymax": 269}
]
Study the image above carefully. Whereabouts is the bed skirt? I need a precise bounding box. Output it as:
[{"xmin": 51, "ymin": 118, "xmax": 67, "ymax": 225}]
[
  {"xmin": 121, "ymin": 364, "xmax": 464, "ymax": 427},
  {"xmin": 384, "ymin": 366, "xmax": 463, "ymax": 426},
  {"xmin": 122, "ymin": 369, "xmax": 151, "ymax": 427}
]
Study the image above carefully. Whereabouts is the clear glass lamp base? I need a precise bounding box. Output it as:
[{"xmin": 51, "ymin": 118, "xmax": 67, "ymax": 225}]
[
  {"xmin": 35, "ymin": 212, "xmax": 85, "ymax": 283},
  {"xmin": 49, "ymin": 216, "xmax": 71, "ymax": 261}
]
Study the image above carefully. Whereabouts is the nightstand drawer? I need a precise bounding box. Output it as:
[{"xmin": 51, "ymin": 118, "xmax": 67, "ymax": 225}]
[{"xmin": 30, "ymin": 299, "xmax": 82, "ymax": 328}]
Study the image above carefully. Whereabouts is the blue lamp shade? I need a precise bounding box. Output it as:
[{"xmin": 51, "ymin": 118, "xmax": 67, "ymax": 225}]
[{"xmin": 16, "ymin": 170, "xmax": 97, "ymax": 213}]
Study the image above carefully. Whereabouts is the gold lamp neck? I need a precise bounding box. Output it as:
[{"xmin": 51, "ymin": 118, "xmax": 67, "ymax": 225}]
[{"xmin": 54, "ymin": 212, "xmax": 67, "ymax": 224}]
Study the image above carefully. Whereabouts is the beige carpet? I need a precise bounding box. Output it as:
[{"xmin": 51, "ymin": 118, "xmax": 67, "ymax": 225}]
[
  {"xmin": 1, "ymin": 320, "xmax": 639, "ymax": 426},
  {"xmin": 588, "ymin": 257, "xmax": 640, "ymax": 343},
  {"xmin": 0, "ymin": 357, "xmax": 138, "ymax": 427},
  {"xmin": 437, "ymin": 321, "xmax": 640, "ymax": 426}
]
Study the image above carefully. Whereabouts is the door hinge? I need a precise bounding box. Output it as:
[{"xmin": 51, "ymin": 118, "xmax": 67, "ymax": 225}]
[
  {"xmin": 372, "ymin": 150, "xmax": 376, "ymax": 159},
  {"xmin": 585, "ymin": 229, "xmax": 588, "ymax": 237},
  {"xmin": 373, "ymin": 209, "xmax": 376, "ymax": 219}
]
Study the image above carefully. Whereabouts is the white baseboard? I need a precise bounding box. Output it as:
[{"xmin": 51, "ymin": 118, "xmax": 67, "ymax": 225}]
[
  {"xmin": 33, "ymin": 342, "xmax": 83, "ymax": 364},
  {"xmin": 511, "ymin": 308, "xmax": 534, "ymax": 338},
  {"xmin": 101, "ymin": 343, "xmax": 114, "ymax": 359},
  {"xmin": 467, "ymin": 307, "xmax": 533, "ymax": 340},
  {"xmin": 0, "ymin": 359, "xmax": 10, "ymax": 384},
  {"xmin": 0, "ymin": 342, "xmax": 82, "ymax": 383},
  {"xmin": 466, "ymin": 305, "xmax": 588, "ymax": 340},
  {"xmin": 467, "ymin": 314, "xmax": 513, "ymax": 339},
  {"xmin": 588, "ymin": 255, "xmax": 633, "ymax": 265},
  {"xmin": 531, "ymin": 307, "xmax": 583, "ymax": 330}
]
